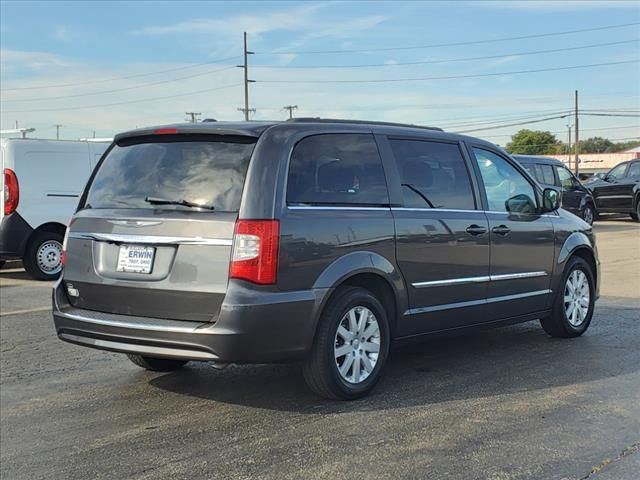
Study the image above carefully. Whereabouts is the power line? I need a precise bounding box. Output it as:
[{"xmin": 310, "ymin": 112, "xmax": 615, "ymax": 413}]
[
  {"xmin": 256, "ymin": 60, "xmax": 639, "ymax": 84},
  {"xmin": 257, "ymin": 21, "xmax": 640, "ymax": 54},
  {"xmin": 2, "ymin": 83, "xmax": 243, "ymax": 113},
  {"xmin": 1, "ymin": 55, "xmax": 243, "ymax": 91},
  {"xmin": 480, "ymin": 125, "xmax": 640, "ymax": 139},
  {"xmin": 2, "ymin": 66, "xmax": 238, "ymax": 103},
  {"xmin": 253, "ymin": 39, "xmax": 638, "ymax": 69},
  {"xmin": 581, "ymin": 113, "xmax": 640, "ymax": 117},
  {"xmin": 456, "ymin": 114, "xmax": 572, "ymax": 133}
]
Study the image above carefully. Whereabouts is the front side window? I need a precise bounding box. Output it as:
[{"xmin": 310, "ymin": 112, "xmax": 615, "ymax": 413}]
[
  {"xmin": 556, "ymin": 166, "xmax": 578, "ymax": 189},
  {"xmin": 85, "ymin": 138, "xmax": 255, "ymax": 212},
  {"xmin": 472, "ymin": 148, "xmax": 537, "ymax": 214},
  {"xmin": 287, "ymin": 134, "xmax": 389, "ymax": 206},
  {"xmin": 389, "ymin": 139, "xmax": 475, "ymax": 209},
  {"xmin": 607, "ymin": 163, "xmax": 628, "ymax": 180},
  {"xmin": 627, "ymin": 162, "xmax": 640, "ymax": 178}
]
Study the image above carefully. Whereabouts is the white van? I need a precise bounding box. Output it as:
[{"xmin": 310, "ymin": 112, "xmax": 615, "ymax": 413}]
[{"xmin": 1, "ymin": 138, "xmax": 109, "ymax": 279}]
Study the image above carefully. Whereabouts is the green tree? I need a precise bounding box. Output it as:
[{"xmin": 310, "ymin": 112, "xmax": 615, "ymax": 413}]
[
  {"xmin": 578, "ymin": 136, "xmax": 614, "ymax": 153},
  {"xmin": 505, "ymin": 129, "xmax": 561, "ymax": 155}
]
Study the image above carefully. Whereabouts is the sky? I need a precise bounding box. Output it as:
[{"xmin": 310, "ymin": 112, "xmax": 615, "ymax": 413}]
[{"xmin": 1, "ymin": 0, "xmax": 639, "ymax": 145}]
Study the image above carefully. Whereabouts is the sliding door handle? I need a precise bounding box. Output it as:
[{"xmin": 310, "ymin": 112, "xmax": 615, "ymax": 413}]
[
  {"xmin": 466, "ymin": 224, "xmax": 487, "ymax": 236},
  {"xmin": 492, "ymin": 225, "xmax": 511, "ymax": 236}
]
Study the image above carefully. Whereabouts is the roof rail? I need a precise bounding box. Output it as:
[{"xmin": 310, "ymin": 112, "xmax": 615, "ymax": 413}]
[{"xmin": 286, "ymin": 117, "xmax": 443, "ymax": 132}]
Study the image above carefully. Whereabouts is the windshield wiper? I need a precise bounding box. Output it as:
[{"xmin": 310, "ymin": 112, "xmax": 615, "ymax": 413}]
[
  {"xmin": 144, "ymin": 196, "xmax": 215, "ymax": 210},
  {"xmin": 401, "ymin": 184, "xmax": 435, "ymax": 208}
]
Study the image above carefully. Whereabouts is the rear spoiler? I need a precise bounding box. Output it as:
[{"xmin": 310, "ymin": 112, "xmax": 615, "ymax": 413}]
[{"xmin": 114, "ymin": 124, "xmax": 271, "ymax": 143}]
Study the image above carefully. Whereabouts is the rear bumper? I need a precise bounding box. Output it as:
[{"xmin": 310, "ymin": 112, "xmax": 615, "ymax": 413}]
[
  {"xmin": 52, "ymin": 280, "xmax": 327, "ymax": 363},
  {"xmin": 0, "ymin": 212, "xmax": 33, "ymax": 259}
]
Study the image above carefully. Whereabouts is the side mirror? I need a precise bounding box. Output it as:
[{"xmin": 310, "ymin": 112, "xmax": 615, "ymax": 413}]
[
  {"xmin": 542, "ymin": 188, "xmax": 560, "ymax": 213},
  {"xmin": 505, "ymin": 194, "xmax": 536, "ymax": 214}
]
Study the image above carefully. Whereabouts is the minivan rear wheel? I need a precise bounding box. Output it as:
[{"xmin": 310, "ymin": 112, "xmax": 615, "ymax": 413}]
[
  {"xmin": 126, "ymin": 354, "xmax": 189, "ymax": 372},
  {"xmin": 23, "ymin": 231, "xmax": 64, "ymax": 281},
  {"xmin": 540, "ymin": 256, "xmax": 595, "ymax": 338},
  {"xmin": 303, "ymin": 286, "xmax": 390, "ymax": 400}
]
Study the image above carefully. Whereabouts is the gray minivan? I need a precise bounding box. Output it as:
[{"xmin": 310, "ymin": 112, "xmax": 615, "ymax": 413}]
[{"xmin": 53, "ymin": 119, "xmax": 599, "ymax": 400}]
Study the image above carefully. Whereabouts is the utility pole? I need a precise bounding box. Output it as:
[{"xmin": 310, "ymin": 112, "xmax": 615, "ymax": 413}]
[
  {"xmin": 566, "ymin": 122, "xmax": 573, "ymax": 157},
  {"xmin": 237, "ymin": 31, "xmax": 255, "ymax": 121},
  {"xmin": 14, "ymin": 120, "xmax": 18, "ymax": 129},
  {"xmin": 185, "ymin": 112, "xmax": 201, "ymax": 123},
  {"xmin": 283, "ymin": 105, "xmax": 298, "ymax": 119},
  {"xmin": 236, "ymin": 107, "xmax": 256, "ymax": 120},
  {"xmin": 574, "ymin": 90, "xmax": 579, "ymax": 176},
  {"xmin": 54, "ymin": 124, "xmax": 63, "ymax": 140}
]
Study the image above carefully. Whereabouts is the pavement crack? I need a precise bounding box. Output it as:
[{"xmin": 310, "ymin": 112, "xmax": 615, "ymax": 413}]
[{"xmin": 580, "ymin": 442, "xmax": 639, "ymax": 479}]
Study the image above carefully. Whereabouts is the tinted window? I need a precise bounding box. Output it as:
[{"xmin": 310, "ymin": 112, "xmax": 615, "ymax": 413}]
[
  {"xmin": 627, "ymin": 162, "xmax": 640, "ymax": 178},
  {"xmin": 537, "ymin": 164, "xmax": 556, "ymax": 186},
  {"xmin": 608, "ymin": 163, "xmax": 628, "ymax": 180},
  {"xmin": 389, "ymin": 139, "xmax": 475, "ymax": 209},
  {"xmin": 556, "ymin": 166, "xmax": 577, "ymax": 189},
  {"xmin": 287, "ymin": 134, "xmax": 389, "ymax": 205},
  {"xmin": 522, "ymin": 163, "xmax": 538, "ymax": 180},
  {"xmin": 86, "ymin": 138, "xmax": 255, "ymax": 211},
  {"xmin": 473, "ymin": 148, "xmax": 537, "ymax": 214}
]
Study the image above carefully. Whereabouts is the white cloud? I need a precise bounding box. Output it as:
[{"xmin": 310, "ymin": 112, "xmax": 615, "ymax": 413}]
[
  {"xmin": 0, "ymin": 49, "xmax": 72, "ymax": 71},
  {"xmin": 472, "ymin": 0, "xmax": 640, "ymax": 10},
  {"xmin": 132, "ymin": 4, "xmax": 327, "ymax": 36}
]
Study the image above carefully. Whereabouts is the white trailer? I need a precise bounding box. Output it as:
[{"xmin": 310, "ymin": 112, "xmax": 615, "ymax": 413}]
[{"xmin": 1, "ymin": 138, "xmax": 110, "ymax": 279}]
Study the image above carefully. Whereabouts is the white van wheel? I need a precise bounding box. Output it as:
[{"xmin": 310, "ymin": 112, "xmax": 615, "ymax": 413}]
[{"xmin": 23, "ymin": 231, "xmax": 64, "ymax": 281}]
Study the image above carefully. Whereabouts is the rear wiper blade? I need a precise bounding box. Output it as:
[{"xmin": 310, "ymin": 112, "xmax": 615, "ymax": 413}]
[
  {"xmin": 144, "ymin": 196, "xmax": 215, "ymax": 210},
  {"xmin": 401, "ymin": 183, "xmax": 435, "ymax": 208}
]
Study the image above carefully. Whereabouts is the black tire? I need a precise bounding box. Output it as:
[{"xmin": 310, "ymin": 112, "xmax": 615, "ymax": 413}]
[
  {"xmin": 581, "ymin": 203, "xmax": 595, "ymax": 225},
  {"xmin": 540, "ymin": 256, "xmax": 596, "ymax": 338},
  {"xmin": 303, "ymin": 286, "xmax": 391, "ymax": 400},
  {"xmin": 23, "ymin": 231, "xmax": 64, "ymax": 281},
  {"xmin": 631, "ymin": 200, "xmax": 640, "ymax": 221},
  {"xmin": 0, "ymin": 260, "xmax": 5, "ymax": 269},
  {"xmin": 126, "ymin": 354, "xmax": 188, "ymax": 372}
]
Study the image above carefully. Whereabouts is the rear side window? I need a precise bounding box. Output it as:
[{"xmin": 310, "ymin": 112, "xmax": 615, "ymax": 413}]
[
  {"xmin": 628, "ymin": 162, "xmax": 640, "ymax": 178},
  {"xmin": 85, "ymin": 137, "xmax": 255, "ymax": 212},
  {"xmin": 537, "ymin": 164, "xmax": 556, "ymax": 185},
  {"xmin": 287, "ymin": 134, "xmax": 389, "ymax": 206},
  {"xmin": 389, "ymin": 139, "xmax": 475, "ymax": 209}
]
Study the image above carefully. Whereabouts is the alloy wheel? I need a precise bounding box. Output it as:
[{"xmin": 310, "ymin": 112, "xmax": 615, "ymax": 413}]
[
  {"xmin": 564, "ymin": 269, "xmax": 590, "ymax": 327},
  {"xmin": 334, "ymin": 306, "xmax": 381, "ymax": 384}
]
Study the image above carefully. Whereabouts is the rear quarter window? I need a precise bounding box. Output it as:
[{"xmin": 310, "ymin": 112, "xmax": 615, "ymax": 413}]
[
  {"xmin": 286, "ymin": 133, "xmax": 389, "ymax": 206},
  {"xmin": 85, "ymin": 137, "xmax": 255, "ymax": 212}
]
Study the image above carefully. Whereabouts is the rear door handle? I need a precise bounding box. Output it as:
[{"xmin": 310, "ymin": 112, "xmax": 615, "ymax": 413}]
[
  {"xmin": 492, "ymin": 225, "xmax": 511, "ymax": 236},
  {"xmin": 466, "ymin": 224, "xmax": 487, "ymax": 236}
]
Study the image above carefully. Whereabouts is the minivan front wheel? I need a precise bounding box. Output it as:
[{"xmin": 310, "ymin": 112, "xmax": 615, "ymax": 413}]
[
  {"xmin": 540, "ymin": 256, "xmax": 595, "ymax": 338},
  {"xmin": 303, "ymin": 286, "xmax": 390, "ymax": 400},
  {"xmin": 126, "ymin": 354, "xmax": 189, "ymax": 372}
]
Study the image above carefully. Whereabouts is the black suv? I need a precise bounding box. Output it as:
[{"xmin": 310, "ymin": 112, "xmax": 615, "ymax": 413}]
[
  {"xmin": 513, "ymin": 155, "xmax": 596, "ymax": 225},
  {"xmin": 53, "ymin": 119, "xmax": 599, "ymax": 400},
  {"xmin": 587, "ymin": 159, "xmax": 640, "ymax": 221}
]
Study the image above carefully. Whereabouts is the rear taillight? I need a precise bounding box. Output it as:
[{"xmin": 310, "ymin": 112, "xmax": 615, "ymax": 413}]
[
  {"xmin": 3, "ymin": 168, "xmax": 19, "ymax": 215},
  {"xmin": 230, "ymin": 219, "xmax": 279, "ymax": 285},
  {"xmin": 60, "ymin": 218, "xmax": 74, "ymax": 268}
]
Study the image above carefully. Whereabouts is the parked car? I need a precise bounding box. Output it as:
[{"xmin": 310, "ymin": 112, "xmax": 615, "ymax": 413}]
[
  {"xmin": 53, "ymin": 120, "xmax": 599, "ymax": 400},
  {"xmin": 586, "ymin": 160, "xmax": 640, "ymax": 221},
  {"xmin": 513, "ymin": 155, "xmax": 596, "ymax": 225},
  {"xmin": 0, "ymin": 138, "xmax": 109, "ymax": 279}
]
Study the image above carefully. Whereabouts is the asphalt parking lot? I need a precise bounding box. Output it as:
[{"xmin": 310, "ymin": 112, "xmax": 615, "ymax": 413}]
[{"xmin": 1, "ymin": 218, "xmax": 638, "ymax": 480}]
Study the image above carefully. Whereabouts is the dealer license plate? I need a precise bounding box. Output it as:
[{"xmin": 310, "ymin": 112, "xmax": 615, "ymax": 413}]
[{"xmin": 116, "ymin": 245, "xmax": 155, "ymax": 274}]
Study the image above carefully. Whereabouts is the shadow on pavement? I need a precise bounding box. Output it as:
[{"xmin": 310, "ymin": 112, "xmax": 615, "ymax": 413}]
[{"xmin": 150, "ymin": 296, "xmax": 639, "ymax": 414}]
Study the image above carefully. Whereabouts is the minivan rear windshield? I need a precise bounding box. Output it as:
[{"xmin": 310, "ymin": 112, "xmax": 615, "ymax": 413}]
[{"xmin": 84, "ymin": 137, "xmax": 256, "ymax": 212}]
